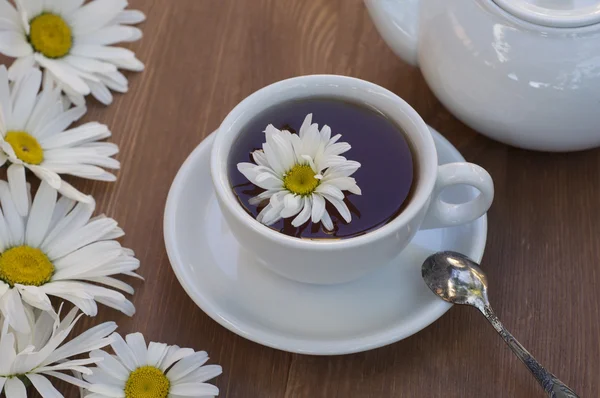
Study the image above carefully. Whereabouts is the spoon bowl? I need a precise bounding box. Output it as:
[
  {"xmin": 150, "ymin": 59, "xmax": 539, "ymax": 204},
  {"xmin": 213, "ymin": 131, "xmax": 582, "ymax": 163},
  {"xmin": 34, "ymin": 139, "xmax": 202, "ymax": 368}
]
[{"xmin": 421, "ymin": 251, "xmax": 489, "ymax": 309}]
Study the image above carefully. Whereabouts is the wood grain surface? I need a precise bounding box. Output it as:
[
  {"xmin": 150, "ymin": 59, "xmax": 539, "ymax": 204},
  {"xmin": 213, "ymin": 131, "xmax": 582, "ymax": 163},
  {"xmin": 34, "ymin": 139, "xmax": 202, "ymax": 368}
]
[{"xmin": 4, "ymin": 0, "xmax": 598, "ymax": 396}]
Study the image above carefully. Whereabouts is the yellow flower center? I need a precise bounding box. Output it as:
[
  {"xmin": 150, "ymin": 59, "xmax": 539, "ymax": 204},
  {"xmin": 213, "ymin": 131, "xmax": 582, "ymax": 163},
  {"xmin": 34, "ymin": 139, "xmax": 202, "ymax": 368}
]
[
  {"xmin": 283, "ymin": 164, "xmax": 319, "ymax": 195},
  {"xmin": 5, "ymin": 131, "xmax": 44, "ymax": 165},
  {"xmin": 125, "ymin": 366, "xmax": 170, "ymax": 398},
  {"xmin": 29, "ymin": 13, "xmax": 72, "ymax": 59},
  {"xmin": 0, "ymin": 246, "xmax": 54, "ymax": 287}
]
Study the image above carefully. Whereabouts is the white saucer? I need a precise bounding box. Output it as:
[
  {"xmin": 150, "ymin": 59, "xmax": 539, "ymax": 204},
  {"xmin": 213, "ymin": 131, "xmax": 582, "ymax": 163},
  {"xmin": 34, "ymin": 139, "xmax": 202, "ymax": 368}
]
[{"xmin": 164, "ymin": 127, "xmax": 487, "ymax": 355}]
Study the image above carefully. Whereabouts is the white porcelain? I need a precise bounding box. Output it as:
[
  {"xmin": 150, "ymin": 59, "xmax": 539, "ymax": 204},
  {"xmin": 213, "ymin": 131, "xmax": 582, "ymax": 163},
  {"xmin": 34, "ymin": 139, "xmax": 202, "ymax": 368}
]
[
  {"xmin": 365, "ymin": 0, "xmax": 600, "ymax": 151},
  {"xmin": 164, "ymin": 128, "xmax": 488, "ymax": 355},
  {"xmin": 211, "ymin": 75, "xmax": 493, "ymax": 284}
]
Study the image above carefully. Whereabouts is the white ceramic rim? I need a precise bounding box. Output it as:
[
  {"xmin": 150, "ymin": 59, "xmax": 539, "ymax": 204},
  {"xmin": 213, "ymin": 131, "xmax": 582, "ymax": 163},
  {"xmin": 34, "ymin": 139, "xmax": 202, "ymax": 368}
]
[
  {"xmin": 492, "ymin": 0, "xmax": 600, "ymax": 28},
  {"xmin": 164, "ymin": 130, "xmax": 488, "ymax": 355},
  {"xmin": 210, "ymin": 74, "xmax": 438, "ymax": 252}
]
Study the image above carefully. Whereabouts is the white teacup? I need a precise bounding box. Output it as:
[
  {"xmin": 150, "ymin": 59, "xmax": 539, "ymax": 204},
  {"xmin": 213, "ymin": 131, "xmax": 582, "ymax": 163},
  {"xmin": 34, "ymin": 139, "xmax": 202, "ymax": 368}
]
[{"xmin": 211, "ymin": 75, "xmax": 493, "ymax": 284}]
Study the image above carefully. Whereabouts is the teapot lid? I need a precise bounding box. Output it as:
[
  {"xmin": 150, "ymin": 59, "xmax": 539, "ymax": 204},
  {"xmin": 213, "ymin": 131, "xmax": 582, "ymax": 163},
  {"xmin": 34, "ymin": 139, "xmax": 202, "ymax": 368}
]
[{"xmin": 493, "ymin": 0, "xmax": 600, "ymax": 27}]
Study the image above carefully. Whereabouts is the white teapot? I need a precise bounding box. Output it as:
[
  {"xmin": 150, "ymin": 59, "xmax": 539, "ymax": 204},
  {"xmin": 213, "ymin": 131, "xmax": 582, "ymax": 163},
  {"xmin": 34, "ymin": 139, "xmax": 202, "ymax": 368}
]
[{"xmin": 365, "ymin": 0, "xmax": 600, "ymax": 152}]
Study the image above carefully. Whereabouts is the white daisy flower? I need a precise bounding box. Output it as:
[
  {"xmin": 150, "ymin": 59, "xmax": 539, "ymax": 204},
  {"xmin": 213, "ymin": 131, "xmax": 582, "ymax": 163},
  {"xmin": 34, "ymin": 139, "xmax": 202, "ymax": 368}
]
[
  {"xmin": 237, "ymin": 113, "xmax": 362, "ymax": 230},
  {"xmin": 0, "ymin": 0, "xmax": 145, "ymax": 105},
  {"xmin": 0, "ymin": 179, "xmax": 141, "ymax": 334},
  {"xmin": 84, "ymin": 332, "xmax": 222, "ymax": 398},
  {"xmin": 0, "ymin": 65, "xmax": 120, "ymax": 208},
  {"xmin": 0, "ymin": 305, "xmax": 116, "ymax": 397}
]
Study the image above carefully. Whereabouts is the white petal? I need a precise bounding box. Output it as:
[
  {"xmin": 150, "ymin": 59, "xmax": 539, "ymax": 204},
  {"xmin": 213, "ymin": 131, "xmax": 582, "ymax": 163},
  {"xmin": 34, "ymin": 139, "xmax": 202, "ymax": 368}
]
[
  {"xmin": 4, "ymin": 377, "xmax": 27, "ymax": 398},
  {"xmin": 57, "ymin": 179, "xmax": 93, "ymax": 203},
  {"xmin": 0, "ymin": 288, "xmax": 29, "ymax": 333},
  {"xmin": 1, "ymin": 140, "xmax": 20, "ymax": 162},
  {"xmin": 280, "ymin": 194, "xmax": 302, "ymax": 218},
  {"xmin": 0, "ymin": 209, "xmax": 12, "ymax": 251},
  {"xmin": 40, "ymin": 122, "xmax": 110, "ymax": 149},
  {"xmin": 27, "ymin": 374, "xmax": 62, "ymax": 398},
  {"xmin": 291, "ymin": 196, "xmax": 312, "ymax": 227},
  {"xmin": 146, "ymin": 342, "xmax": 168, "ymax": 368},
  {"xmin": 7, "ymin": 163, "xmax": 29, "ymax": 216},
  {"xmin": 324, "ymin": 141, "xmax": 351, "ymax": 157},
  {"xmin": 112, "ymin": 9, "xmax": 145, "ymax": 24},
  {"xmin": 299, "ymin": 113, "xmax": 312, "ymax": 138},
  {"xmin": 68, "ymin": 0, "xmax": 127, "ymax": 35},
  {"xmin": 34, "ymin": 54, "xmax": 91, "ymax": 95},
  {"xmin": 255, "ymin": 203, "xmax": 281, "ymax": 226},
  {"xmin": 320, "ymin": 209, "xmax": 333, "ymax": 230},
  {"xmin": 252, "ymin": 150, "xmax": 268, "ymax": 167},
  {"xmin": 70, "ymin": 44, "xmax": 135, "ymax": 61},
  {"xmin": 64, "ymin": 55, "xmax": 117, "ymax": 74},
  {"xmin": 45, "ymin": 217, "xmax": 120, "ymax": 259},
  {"xmin": 311, "ymin": 193, "xmax": 326, "ymax": 223},
  {"xmin": 26, "ymin": 164, "xmax": 62, "ymax": 189},
  {"xmin": 254, "ymin": 172, "xmax": 284, "ymax": 190},
  {"xmin": 322, "ymin": 162, "xmax": 361, "ymax": 179},
  {"xmin": 48, "ymin": 195, "xmax": 75, "ymax": 232},
  {"xmin": 97, "ymin": 71, "xmax": 127, "ymax": 93},
  {"xmin": 158, "ymin": 346, "xmax": 194, "ymax": 372},
  {"xmin": 320, "ymin": 124, "xmax": 331, "ymax": 142},
  {"xmin": 237, "ymin": 163, "xmax": 283, "ymax": 190},
  {"xmin": 125, "ymin": 332, "xmax": 146, "ymax": 367},
  {"xmin": 58, "ymin": 0, "xmax": 84, "ymax": 15},
  {"xmin": 44, "ymin": 147, "xmax": 120, "ymax": 169},
  {"xmin": 26, "ymin": 86, "xmax": 63, "ymax": 135},
  {"xmin": 315, "ymin": 183, "xmax": 344, "ymax": 200},
  {"xmin": 42, "ymin": 199, "xmax": 95, "ymax": 249},
  {"xmin": 42, "ymin": 371, "xmax": 91, "ymax": 390},
  {"xmin": 0, "ymin": 181, "xmax": 25, "ymax": 245},
  {"xmin": 52, "ymin": 240, "xmax": 123, "ymax": 273},
  {"xmin": 0, "ymin": 330, "xmax": 16, "ymax": 374},
  {"xmin": 89, "ymin": 349, "xmax": 129, "ymax": 381},
  {"xmin": 21, "ymin": 0, "xmax": 43, "ymax": 17},
  {"xmin": 0, "ymin": 17, "xmax": 18, "ymax": 30},
  {"xmin": 322, "ymin": 194, "xmax": 352, "ymax": 223},
  {"xmin": 88, "ymin": 79, "xmax": 115, "ymax": 105},
  {"xmin": 106, "ymin": 56, "xmax": 144, "ymax": 72},
  {"xmin": 325, "ymin": 176, "xmax": 361, "ymax": 194},
  {"xmin": 165, "ymin": 351, "xmax": 209, "ymax": 382},
  {"xmin": 0, "ymin": 65, "xmax": 11, "ymax": 123},
  {"xmin": 36, "ymin": 357, "xmax": 100, "ymax": 373},
  {"xmin": 110, "ymin": 333, "xmax": 138, "ymax": 371},
  {"xmin": 40, "ymin": 281, "xmax": 98, "ymax": 316},
  {"xmin": 45, "ymin": 321, "xmax": 116, "ymax": 365},
  {"xmin": 0, "ymin": 31, "xmax": 32, "ymax": 57},
  {"xmin": 0, "ymin": 0, "xmax": 20, "ymax": 27},
  {"xmin": 26, "ymin": 180, "xmax": 57, "ymax": 247},
  {"xmin": 248, "ymin": 189, "xmax": 280, "ymax": 206},
  {"xmin": 262, "ymin": 140, "xmax": 285, "ymax": 175},
  {"xmin": 10, "ymin": 67, "xmax": 41, "ymax": 129},
  {"xmin": 169, "ymin": 382, "xmax": 219, "ymax": 396},
  {"xmin": 90, "ymin": 287, "xmax": 135, "ymax": 316},
  {"xmin": 7, "ymin": 54, "xmax": 35, "ymax": 81},
  {"xmin": 34, "ymin": 105, "xmax": 86, "ymax": 139},
  {"xmin": 178, "ymin": 364, "xmax": 222, "ymax": 384},
  {"xmin": 88, "ymin": 383, "xmax": 126, "ymax": 397},
  {"xmin": 79, "ymin": 25, "xmax": 142, "ymax": 45},
  {"xmin": 15, "ymin": 285, "xmax": 52, "ymax": 311}
]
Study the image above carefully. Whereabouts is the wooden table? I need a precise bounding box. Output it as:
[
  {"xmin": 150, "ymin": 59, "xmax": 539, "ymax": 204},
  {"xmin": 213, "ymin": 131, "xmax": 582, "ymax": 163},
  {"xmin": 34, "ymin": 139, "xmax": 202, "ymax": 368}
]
[{"xmin": 13, "ymin": 0, "xmax": 598, "ymax": 396}]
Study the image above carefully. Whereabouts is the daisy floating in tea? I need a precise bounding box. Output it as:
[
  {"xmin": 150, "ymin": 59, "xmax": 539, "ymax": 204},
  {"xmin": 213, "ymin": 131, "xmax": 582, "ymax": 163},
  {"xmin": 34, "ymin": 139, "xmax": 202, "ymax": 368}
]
[{"xmin": 237, "ymin": 113, "xmax": 361, "ymax": 230}]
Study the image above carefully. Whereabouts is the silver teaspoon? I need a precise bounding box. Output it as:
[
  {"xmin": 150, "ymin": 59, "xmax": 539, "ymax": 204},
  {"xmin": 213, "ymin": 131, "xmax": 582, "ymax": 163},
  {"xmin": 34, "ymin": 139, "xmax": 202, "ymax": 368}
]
[{"xmin": 422, "ymin": 251, "xmax": 579, "ymax": 398}]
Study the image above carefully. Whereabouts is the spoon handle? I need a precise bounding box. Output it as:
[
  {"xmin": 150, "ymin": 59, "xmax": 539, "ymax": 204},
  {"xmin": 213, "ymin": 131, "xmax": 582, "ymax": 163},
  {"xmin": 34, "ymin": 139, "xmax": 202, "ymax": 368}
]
[{"xmin": 479, "ymin": 305, "xmax": 579, "ymax": 398}]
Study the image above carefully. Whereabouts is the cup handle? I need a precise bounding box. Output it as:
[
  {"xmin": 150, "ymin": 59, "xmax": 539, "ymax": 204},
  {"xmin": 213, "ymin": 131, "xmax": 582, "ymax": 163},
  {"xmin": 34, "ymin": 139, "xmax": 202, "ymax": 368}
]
[{"xmin": 420, "ymin": 162, "xmax": 494, "ymax": 230}]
